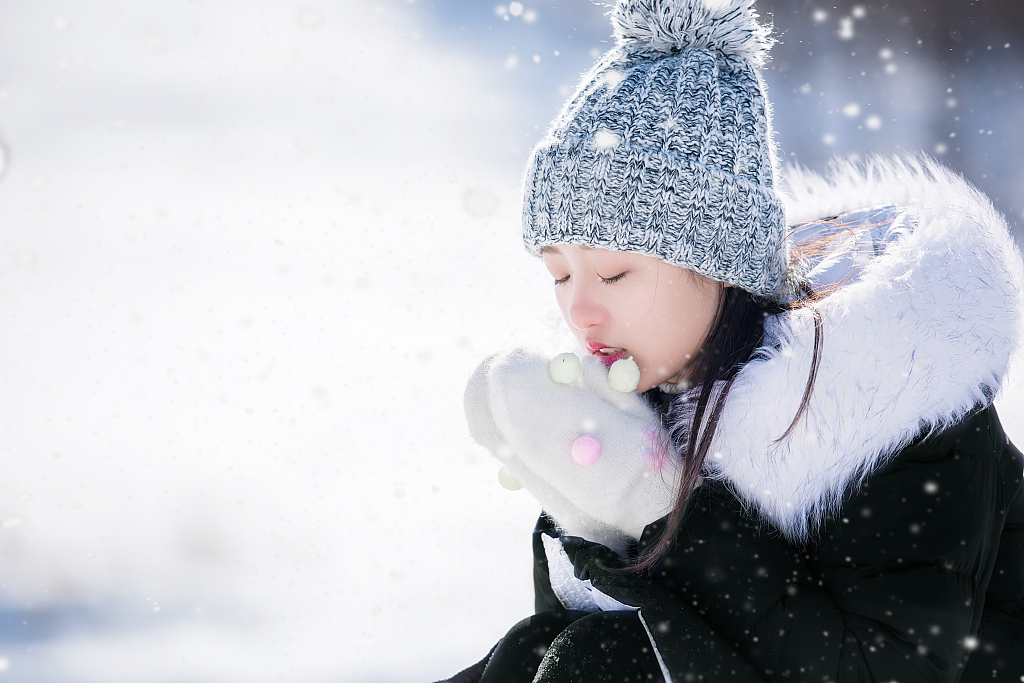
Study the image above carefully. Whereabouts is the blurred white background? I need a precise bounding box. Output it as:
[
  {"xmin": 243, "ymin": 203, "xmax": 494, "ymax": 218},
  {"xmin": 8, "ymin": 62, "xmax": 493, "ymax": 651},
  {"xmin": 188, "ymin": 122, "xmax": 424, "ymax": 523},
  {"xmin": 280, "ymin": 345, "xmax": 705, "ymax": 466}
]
[{"xmin": 0, "ymin": 1, "xmax": 1022, "ymax": 681}]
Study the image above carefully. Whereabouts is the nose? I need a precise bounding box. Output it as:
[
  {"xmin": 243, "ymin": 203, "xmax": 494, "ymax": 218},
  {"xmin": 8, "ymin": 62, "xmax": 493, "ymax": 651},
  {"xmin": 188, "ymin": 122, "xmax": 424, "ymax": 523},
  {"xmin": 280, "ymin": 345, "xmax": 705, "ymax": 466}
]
[{"xmin": 566, "ymin": 284, "xmax": 606, "ymax": 330}]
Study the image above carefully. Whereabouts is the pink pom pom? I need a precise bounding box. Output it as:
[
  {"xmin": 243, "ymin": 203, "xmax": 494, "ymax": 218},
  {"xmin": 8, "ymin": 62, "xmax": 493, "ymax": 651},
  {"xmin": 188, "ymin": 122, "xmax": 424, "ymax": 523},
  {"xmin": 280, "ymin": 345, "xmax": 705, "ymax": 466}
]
[
  {"xmin": 640, "ymin": 445, "xmax": 664, "ymax": 473},
  {"xmin": 640, "ymin": 426, "xmax": 668, "ymax": 473},
  {"xmin": 571, "ymin": 435, "xmax": 602, "ymax": 466}
]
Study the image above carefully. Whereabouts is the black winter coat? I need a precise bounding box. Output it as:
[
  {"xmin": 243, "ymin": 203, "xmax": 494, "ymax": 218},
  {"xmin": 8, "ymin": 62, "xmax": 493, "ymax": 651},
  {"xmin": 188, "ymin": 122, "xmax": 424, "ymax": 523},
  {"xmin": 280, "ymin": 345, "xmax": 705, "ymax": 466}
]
[{"xmin": 532, "ymin": 405, "xmax": 1024, "ymax": 681}]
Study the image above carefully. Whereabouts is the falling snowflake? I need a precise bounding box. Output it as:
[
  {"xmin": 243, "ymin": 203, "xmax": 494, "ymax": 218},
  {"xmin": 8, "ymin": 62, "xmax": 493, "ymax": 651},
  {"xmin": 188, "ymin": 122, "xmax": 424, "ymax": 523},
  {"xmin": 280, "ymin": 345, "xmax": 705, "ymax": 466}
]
[
  {"xmin": 461, "ymin": 188, "xmax": 500, "ymax": 219},
  {"xmin": 838, "ymin": 17, "xmax": 855, "ymax": 41},
  {"xmin": 594, "ymin": 129, "xmax": 620, "ymax": 150},
  {"xmin": 603, "ymin": 69, "xmax": 626, "ymax": 89},
  {"xmin": 296, "ymin": 6, "xmax": 325, "ymax": 30},
  {"xmin": 701, "ymin": 0, "xmax": 733, "ymax": 11}
]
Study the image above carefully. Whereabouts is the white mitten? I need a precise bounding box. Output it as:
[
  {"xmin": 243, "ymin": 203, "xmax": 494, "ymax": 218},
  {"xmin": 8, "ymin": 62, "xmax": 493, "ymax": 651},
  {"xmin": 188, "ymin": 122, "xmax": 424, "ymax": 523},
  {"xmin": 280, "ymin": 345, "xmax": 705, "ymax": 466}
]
[{"xmin": 464, "ymin": 347, "xmax": 680, "ymax": 552}]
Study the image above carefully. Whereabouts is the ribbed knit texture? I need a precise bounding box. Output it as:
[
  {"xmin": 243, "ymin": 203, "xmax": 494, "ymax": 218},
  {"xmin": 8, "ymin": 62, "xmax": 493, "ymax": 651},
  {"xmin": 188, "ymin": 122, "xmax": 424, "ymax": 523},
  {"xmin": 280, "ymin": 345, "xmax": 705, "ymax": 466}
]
[{"xmin": 522, "ymin": 0, "xmax": 787, "ymax": 297}]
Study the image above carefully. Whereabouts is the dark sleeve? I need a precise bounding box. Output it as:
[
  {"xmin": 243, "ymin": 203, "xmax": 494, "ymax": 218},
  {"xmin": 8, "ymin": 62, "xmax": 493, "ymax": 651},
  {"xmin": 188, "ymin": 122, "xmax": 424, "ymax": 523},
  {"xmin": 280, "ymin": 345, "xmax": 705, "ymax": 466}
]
[
  {"xmin": 960, "ymin": 426, "xmax": 1024, "ymax": 681},
  {"xmin": 532, "ymin": 513, "xmax": 563, "ymax": 614}
]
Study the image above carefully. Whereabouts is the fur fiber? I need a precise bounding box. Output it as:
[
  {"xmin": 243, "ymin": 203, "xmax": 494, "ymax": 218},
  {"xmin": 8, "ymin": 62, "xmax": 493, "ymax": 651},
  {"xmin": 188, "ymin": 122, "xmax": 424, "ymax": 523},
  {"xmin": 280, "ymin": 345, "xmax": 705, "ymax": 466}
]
[
  {"xmin": 695, "ymin": 156, "xmax": 1024, "ymax": 541},
  {"xmin": 611, "ymin": 0, "xmax": 772, "ymax": 64}
]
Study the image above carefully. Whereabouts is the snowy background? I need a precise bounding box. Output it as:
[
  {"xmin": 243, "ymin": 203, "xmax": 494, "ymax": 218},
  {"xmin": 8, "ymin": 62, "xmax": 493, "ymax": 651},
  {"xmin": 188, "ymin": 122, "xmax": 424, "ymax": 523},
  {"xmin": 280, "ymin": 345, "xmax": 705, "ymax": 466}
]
[{"xmin": 0, "ymin": 1, "xmax": 1023, "ymax": 681}]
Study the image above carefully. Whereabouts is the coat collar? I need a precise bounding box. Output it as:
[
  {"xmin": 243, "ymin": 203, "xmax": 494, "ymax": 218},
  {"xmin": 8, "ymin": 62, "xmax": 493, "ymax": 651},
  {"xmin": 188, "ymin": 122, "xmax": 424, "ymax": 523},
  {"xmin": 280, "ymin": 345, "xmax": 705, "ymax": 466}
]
[{"xmin": 678, "ymin": 156, "xmax": 1024, "ymax": 541}]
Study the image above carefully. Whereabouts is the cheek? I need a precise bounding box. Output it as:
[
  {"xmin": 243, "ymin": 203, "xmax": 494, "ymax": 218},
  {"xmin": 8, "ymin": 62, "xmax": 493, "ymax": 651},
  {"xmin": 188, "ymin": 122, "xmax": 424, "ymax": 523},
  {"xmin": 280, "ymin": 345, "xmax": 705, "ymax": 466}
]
[
  {"xmin": 642, "ymin": 326, "xmax": 695, "ymax": 368},
  {"xmin": 646, "ymin": 287, "xmax": 716, "ymax": 359},
  {"xmin": 554, "ymin": 289, "xmax": 570, "ymax": 318}
]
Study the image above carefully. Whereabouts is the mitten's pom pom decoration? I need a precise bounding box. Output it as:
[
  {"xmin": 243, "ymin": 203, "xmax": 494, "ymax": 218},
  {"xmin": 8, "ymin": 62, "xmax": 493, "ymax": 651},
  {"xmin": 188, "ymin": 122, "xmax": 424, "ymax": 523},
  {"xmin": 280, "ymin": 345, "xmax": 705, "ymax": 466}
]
[
  {"xmin": 640, "ymin": 426, "xmax": 669, "ymax": 474},
  {"xmin": 608, "ymin": 357, "xmax": 641, "ymax": 392},
  {"xmin": 611, "ymin": 0, "xmax": 772, "ymax": 66},
  {"xmin": 571, "ymin": 434, "xmax": 602, "ymax": 466},
  {"xmin": 549, "ymin": 352, "xmax": 582, "ymax": 384},
  {"xmin": 497, "ymin": 466, "xmax": 523, "ymax": 491}
]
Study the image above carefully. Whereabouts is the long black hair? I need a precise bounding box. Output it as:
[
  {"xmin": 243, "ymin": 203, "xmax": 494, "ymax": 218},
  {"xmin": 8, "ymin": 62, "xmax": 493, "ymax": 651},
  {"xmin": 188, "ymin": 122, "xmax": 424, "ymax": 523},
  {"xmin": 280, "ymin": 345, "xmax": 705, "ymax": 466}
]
[{"xmin": 629, "ymin": 272, "xmax": 830, "ymax": 572}]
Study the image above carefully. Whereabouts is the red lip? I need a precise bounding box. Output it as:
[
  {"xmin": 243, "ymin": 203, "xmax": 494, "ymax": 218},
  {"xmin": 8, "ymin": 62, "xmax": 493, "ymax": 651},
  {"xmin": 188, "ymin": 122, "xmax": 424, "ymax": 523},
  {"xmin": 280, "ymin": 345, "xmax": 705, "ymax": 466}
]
[
  {"xmin": 586, "ymin": 341, "xmax": 627, "ymax": 367},
  {"xmin": 597, "ymin": 351, "xmax": 627, "ymax": 367}
]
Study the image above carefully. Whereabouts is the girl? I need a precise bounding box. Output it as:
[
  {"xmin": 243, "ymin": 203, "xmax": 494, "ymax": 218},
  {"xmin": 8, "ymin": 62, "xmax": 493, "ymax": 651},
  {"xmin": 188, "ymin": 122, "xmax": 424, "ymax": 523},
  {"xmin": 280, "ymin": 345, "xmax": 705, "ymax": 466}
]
[{"xmin": 452, "ymin": 1, "xmax": 1024, "ymax": 681}]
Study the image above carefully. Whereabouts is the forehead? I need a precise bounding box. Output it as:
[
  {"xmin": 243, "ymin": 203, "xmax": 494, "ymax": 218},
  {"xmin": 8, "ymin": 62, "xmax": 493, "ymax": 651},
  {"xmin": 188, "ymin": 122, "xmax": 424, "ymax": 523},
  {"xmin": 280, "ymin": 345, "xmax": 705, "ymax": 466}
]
[
  {"xmin": 539, "ymin": 245, "xmax": 649, "ymax": 265},
  {"xmin": 539, "ymin": 244, "xmax": 635, "ymax": 260},
  {"xmin": 539, "ymin": 244, "xmax": 592, "ymax": 255}
]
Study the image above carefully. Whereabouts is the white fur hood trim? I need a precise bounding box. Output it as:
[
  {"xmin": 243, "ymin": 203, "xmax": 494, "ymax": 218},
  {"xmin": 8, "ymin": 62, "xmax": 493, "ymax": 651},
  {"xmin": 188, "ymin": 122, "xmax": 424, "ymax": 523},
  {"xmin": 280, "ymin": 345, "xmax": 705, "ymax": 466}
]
[{"xmin": 698, "ymin": 156, "xmax": 1024, "ymax": 541}]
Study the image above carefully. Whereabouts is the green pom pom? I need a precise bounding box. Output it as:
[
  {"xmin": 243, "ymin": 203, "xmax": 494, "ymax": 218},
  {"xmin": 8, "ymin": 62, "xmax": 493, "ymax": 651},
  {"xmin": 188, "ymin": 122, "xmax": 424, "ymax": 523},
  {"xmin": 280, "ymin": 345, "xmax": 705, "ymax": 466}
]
[
  {"xmin": 548, "ymin": 352, "xmax": 581, "ymax": 384},
  {"xmin": 497, "ymin": 467, "xmax": 523, "ymax": 491},
  {"xmin": 608, "ymin": 357, "xmax": 641, "ymax": 392}
]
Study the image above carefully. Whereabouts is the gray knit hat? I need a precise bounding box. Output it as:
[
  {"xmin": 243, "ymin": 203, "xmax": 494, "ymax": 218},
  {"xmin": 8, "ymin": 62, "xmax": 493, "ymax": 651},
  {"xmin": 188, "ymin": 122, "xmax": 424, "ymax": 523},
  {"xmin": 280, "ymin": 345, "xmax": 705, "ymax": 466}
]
[{"xmin": 522, "ymin": 0, "xmax": 787, "ymax": 297}]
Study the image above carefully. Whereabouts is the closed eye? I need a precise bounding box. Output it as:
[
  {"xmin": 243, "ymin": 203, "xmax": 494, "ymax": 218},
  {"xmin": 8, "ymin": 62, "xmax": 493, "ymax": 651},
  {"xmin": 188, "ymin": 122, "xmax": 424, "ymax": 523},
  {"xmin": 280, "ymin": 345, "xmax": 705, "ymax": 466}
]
[
  {"xmin": 600, "ymin": 272, "xmax": 627, "ymax": 284},
  {"xmin": 554, "ymin": 275, "xmax": 570, "ymax": 286}
]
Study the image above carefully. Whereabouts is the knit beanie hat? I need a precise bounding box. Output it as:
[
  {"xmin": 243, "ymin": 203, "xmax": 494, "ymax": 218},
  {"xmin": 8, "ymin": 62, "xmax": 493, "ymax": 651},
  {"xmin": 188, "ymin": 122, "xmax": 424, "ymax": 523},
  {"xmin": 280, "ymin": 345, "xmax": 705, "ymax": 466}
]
[{"xmin": 522, "ymin": 0, "xmax": 787, "ymax": 298}]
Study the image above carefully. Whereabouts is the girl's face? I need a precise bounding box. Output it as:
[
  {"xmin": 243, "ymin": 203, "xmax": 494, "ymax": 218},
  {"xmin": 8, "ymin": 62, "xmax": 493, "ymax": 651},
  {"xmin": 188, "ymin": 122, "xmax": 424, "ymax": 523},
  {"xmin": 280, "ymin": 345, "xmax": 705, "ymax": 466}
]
[{"xmin": 541, "ymin": 244, "xmax": 722, "ymax": 393}]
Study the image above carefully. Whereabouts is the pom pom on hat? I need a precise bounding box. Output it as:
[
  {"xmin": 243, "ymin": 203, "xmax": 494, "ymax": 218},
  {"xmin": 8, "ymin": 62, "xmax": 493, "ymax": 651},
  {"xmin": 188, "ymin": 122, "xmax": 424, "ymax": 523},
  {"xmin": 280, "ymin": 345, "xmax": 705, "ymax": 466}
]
[{"xmin": 611, "ymin": 0, "xmax": 772, "ymax": 66}]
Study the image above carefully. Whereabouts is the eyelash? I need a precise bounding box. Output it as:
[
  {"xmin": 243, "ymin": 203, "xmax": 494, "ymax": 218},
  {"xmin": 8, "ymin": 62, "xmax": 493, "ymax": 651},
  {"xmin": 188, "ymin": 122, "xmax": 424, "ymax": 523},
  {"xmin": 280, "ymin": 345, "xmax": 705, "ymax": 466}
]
[{"xmin": 553, "ymin": 273, "xmax": 627, "ymax": 286}]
